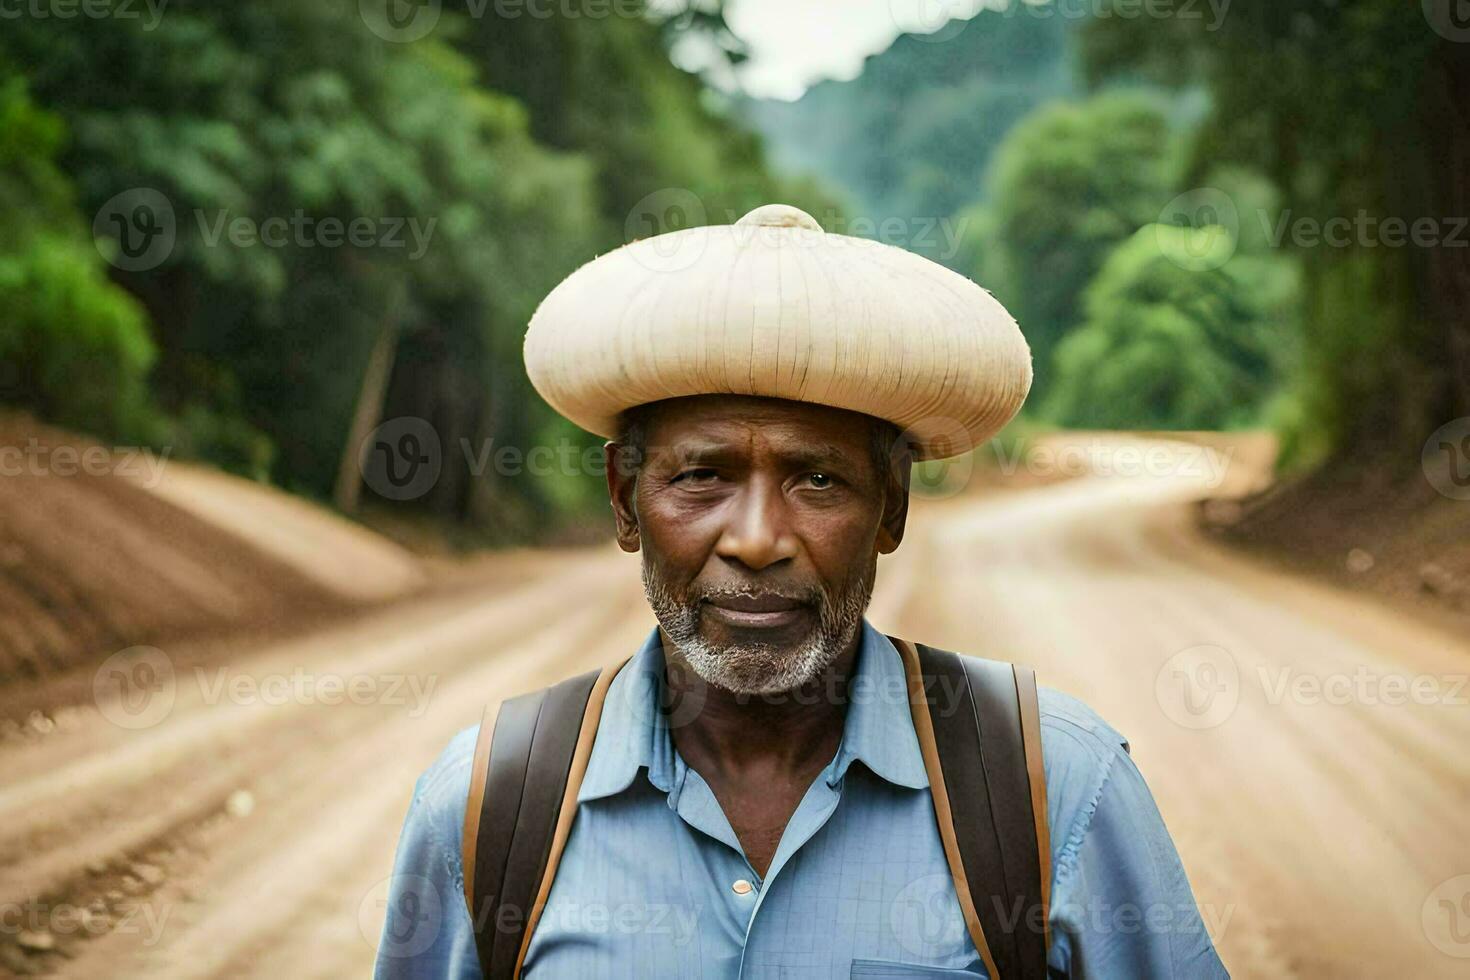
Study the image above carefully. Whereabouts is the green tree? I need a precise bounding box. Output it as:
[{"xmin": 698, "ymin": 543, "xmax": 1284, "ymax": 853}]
[
  {"xmin": 0, "ymin": 70, "xmax": 159, "ymax": 440},
  {"xmin": 1, "ymin": 0, "xmax": 601, "ymax": 506},
  {"xmin": 454, "ymin": 0, "xmax": 832, "ymax": 239},
  {"xmin": 983, "ymin": 91, "xmax": 1184, "ymax": 392},
  {"xmin": 1044, "ymin": 223, "xmax": 1291, "ymax": 429},
  {"xmin": 1082, "ymin": 0, "xmax": 1470, "ymax": 469}
]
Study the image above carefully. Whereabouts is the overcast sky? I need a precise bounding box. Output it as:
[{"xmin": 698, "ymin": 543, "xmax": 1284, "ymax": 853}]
[{"xmin": 719, "ymin": 0, "xmax": 993, "ymax": 99}]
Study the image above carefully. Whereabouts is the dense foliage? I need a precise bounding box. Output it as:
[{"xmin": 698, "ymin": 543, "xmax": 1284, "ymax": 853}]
[
  {"xmin": 5, "ymin": 0, "xmax": 1454, "ymax": 537},
  {"xmin": 0, "ymin": 0, "xmax": 820, "ymax": 533},
  {"xmin": 1082, "ymin": 0, "xmax": 1470, "ymax": 467},
  {"xmin": 0, "ymin": 71, "xmax": 157, "ymax": 440},
  {"xmin": 1045, "ymin": 222, "xmax": 1293, "ymax": 429},
  {"xmin": 976, "ymin": 91, "xmax": 1186, "ymax": 394}
]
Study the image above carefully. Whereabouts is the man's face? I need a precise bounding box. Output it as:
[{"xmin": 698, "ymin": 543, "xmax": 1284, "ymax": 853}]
[{"xmin": 606, "ymin": 394, "xmax": 909, "ymax": 695}]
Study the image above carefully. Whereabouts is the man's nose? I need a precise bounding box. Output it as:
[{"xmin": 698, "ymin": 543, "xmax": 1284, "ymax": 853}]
[{"xmin": 713, "ymin": 477, "xmax": 798, "ymax": 570}]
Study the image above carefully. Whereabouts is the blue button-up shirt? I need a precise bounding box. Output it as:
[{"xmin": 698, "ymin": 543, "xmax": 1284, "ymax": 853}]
[{"xmin": 375, "ymin": 618, "xmax": 1228, "ymax": 978}]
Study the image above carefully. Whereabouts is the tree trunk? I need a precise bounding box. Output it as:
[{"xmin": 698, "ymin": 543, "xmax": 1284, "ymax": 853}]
[{"xmin": 333, "ymin": 310, "xmax": 402, "ymax": 513}]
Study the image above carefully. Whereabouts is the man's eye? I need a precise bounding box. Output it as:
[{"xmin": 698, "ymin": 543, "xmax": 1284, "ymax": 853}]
[
  {"xmin": 806, "ymin": 472, "xmax": 834, "ymax": 489},
  {"xmin": 673, "ymin": 468, "xmax": 717, "ymax": 483}
]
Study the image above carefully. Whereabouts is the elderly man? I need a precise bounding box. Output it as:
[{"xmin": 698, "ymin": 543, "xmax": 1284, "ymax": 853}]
[{"xmin": 375, "ymin": 205, "xmax": 1228, "ymax": 979}]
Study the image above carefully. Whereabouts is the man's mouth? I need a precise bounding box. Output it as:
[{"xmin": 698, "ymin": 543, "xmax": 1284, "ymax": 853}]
[{"xmin": 702, "ymin": 593, "xmax": 810, "ymax": 629}]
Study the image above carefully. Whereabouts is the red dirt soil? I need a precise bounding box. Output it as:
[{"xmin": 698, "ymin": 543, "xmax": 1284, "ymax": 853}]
[
  {"xmin": 1210, "ymin": 455, "xmax": 1470, "ymax": 628},
  {"xmin": 0, "ymin": 415, "xmax": 356, "ymax": 687}
]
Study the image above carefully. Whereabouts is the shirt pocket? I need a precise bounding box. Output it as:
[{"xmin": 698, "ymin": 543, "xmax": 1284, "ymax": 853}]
[{"xmin": 849, "ymin": 959, "xmax": 984, "ymax": 979}]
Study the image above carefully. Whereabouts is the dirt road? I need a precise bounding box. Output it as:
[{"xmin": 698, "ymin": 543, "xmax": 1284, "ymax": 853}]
[{"xmin": 2, "ymin": 435, "xmax": 1467, "ymax": 978}]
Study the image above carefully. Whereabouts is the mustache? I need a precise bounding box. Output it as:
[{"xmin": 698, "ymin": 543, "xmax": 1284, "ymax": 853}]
[{"xmin": 692, "ymin": 584, "xmax": 821, "ymax": 604}]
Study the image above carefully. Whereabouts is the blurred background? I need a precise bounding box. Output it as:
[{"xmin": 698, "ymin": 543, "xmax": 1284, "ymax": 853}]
[{"xmin": 0, "ymin": 0, "xmax": 1467, "ymax": 977}]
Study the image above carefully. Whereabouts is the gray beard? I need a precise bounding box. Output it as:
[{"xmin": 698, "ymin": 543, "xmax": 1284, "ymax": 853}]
[{"xmin": 640, "ymin": 553, "xmax": 876, "ymax": 696}]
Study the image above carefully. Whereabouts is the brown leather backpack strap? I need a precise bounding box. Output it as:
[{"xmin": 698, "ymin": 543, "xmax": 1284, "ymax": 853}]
[
  {"xmin": 512, "ymin": 661, "xmax": 623, "ymax": 976},
  {"xmin": 891, "ymin": 634, "xmax": 1002, "ymax": 980},
  {"xmin": 466, "ymin": 685, "xmax": 547, "ymax": 969},
  {"xmin": 462, "ymin": 701, "xmax": 500, "ymax": 916},
  {"xmin": 1013, "ymin": 665, "xmax": 1051, "ymax": 949},
  {"xmin": 889, "ymin": 635, "xmax": 1049, "ymax": 980},
  {"xmin": 461, "ymin": 660, "xmax": 627, "ymax": 979}
]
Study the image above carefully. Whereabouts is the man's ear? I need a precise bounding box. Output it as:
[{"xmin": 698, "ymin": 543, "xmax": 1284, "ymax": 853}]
[
  {"xmin": 604, "ymin": 440, "xmax": 641, "ymax": 553},
  {"xmin": 876, "ymin": 478, "xmax": 909, "ymax": 554},
  {"xmin": 875, "ymin": 443, "xmax": 912, "ymax": 555}
]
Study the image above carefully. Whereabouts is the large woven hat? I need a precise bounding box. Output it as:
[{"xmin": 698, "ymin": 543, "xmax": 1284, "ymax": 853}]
[{"xmin": 523, "ymin": 203, "xmax": 1031, "ymax": 461}]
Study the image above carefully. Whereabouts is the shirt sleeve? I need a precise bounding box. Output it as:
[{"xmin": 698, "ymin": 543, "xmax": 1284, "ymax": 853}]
[
  {"xmin": 373, "ymin": 725, "xmax": 483, "ymax": 980},
  {"xmin": 1041, "ymin": 710, "xmax": 1229, "ymax": 979}
]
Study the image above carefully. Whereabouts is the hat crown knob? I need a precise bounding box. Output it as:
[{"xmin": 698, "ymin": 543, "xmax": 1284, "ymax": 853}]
[{"xmin": 735, "ymin": 203, "xmax": 823, "ymax": 233}]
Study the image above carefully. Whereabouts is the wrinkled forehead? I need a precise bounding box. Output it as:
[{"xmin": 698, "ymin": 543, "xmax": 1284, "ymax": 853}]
[{"xmin": 632, "ymin": 394, "xmax": 879, "ymax": 455}]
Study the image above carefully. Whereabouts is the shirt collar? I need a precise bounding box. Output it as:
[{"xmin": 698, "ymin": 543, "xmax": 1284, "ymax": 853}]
[{"xmin": 577, "ymin": 616, "xmax": 928, "ymax": 804}]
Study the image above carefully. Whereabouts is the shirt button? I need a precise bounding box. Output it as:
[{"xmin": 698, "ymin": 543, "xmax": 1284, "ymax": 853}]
[{"xmin": 731, "ymin": 879, "xmax": 754, "ymax": 896}]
